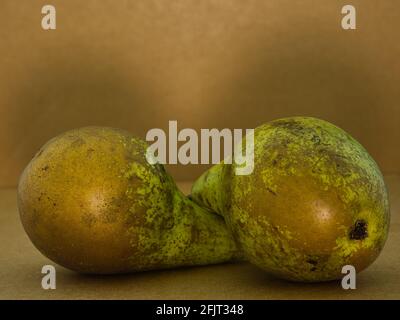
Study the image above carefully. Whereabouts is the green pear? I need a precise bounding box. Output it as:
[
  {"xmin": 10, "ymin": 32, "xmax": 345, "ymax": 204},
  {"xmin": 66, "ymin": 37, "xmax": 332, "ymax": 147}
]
[
  {"xmin": 18, "ymin": 127, "xmax": 240, "ymax": 274},
  {"xmin": 191, "ymin": 117, "xmax": 390, "ymax": 282}
]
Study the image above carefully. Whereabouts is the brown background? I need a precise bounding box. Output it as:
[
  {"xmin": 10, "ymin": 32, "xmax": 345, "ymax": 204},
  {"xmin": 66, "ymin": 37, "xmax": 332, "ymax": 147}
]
[{"xmin": 0, "ymin": 0, "xmax": 399, "ymax": 186}]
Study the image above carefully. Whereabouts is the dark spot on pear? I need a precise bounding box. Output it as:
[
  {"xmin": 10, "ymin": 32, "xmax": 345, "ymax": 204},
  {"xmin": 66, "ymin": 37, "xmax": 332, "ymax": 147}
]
[
  {"xmin": 306, "ymin": 258, "xmax": 318, "ymax": 266},
  {"xmin": 311, "ymin": 135, "xmax": 321, "ymax": 144},
  {"xmin": 349, "ymin": 220, "xmax": 368, "ymax": 240}
]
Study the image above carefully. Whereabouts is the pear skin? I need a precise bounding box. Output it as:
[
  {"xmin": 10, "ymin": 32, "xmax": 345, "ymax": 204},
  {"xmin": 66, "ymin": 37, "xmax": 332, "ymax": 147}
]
[
  {"xmin": 191, "ymin": 117, "xmax": 390, "ymax": 282},
  {"xmin": 18, "ymin": 127, "xmax": 240, "ymax": 274}
]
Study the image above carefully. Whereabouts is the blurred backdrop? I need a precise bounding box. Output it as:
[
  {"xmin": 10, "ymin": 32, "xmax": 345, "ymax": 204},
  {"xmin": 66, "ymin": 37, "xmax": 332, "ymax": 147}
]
[{"xmin": 0, "ymin": 0, "xmax": 399, "ymax": 186}]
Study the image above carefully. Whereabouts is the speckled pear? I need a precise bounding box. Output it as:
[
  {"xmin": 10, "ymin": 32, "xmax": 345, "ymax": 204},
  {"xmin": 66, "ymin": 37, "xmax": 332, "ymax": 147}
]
[
  {"xmin": 191, "ymin": 117, "xmax": 390, "ymax": 282},
  {"xmin": 18, "ymin": 127, "xmax": 240, "ymax": 274}
]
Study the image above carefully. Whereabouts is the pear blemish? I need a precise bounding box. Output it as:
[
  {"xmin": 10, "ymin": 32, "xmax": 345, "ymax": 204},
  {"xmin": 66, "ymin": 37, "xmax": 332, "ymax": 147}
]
[
  {"xmin": 17, "ymin": 127, "xmax": 241, "ymax": 274},
  {"xmin": 349, "ymin": 220, "xmax": 368, "ymax": 241},
  {"xmin": 191, "ymin": 117, "xmax": 390, "ymax": 282}
]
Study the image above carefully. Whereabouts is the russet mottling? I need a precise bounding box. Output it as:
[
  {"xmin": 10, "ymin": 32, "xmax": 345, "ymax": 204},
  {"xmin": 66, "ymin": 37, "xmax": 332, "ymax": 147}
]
[
  {"xmin": 17, "ymin": 127, "xmax": 239, "ymax": 274},
  {"xmin": 191, "ymin": 117, "xmax": 390, "ymax": 281}
]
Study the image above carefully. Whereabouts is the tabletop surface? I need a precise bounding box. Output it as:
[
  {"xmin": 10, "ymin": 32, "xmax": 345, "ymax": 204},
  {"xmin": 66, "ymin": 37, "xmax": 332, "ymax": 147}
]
[{"xmin": 1, "ymin": 176, "xmax": 399, "ymax": 300}]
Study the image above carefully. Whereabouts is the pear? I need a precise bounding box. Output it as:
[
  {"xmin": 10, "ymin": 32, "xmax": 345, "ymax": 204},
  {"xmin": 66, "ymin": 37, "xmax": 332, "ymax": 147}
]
[
  {"xmin": 18, "ymin": 127, "xmax": 240, "ymax": 274},
  {"xmin": 191, "ymin": 117, "xmax": 390, "ymax": 282}
]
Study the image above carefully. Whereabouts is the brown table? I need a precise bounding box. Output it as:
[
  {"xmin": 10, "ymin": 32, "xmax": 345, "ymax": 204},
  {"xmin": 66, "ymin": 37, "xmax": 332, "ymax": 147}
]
[{"xmin": 1, "ymin": 176, "xmax": 399, "ymax": 300}]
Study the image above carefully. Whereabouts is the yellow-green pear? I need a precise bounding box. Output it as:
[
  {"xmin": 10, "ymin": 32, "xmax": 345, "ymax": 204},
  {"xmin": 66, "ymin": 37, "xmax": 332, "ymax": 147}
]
[
  {"xmin": 191, "ymin": 117, "xmax": 390, "ymax": 282},
  {"xmin": 18, "ymin": 127, "xmax": 240, "ymax": 274}
]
